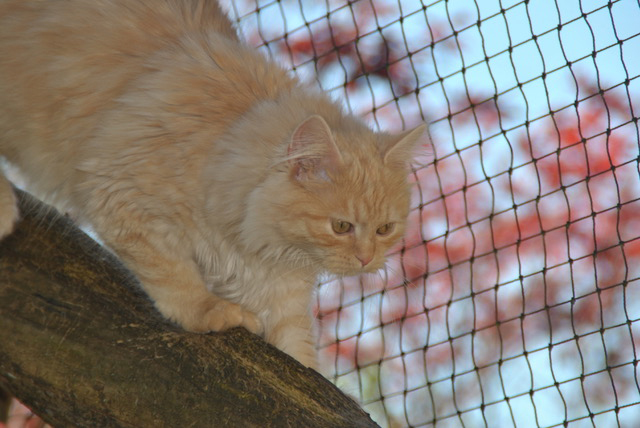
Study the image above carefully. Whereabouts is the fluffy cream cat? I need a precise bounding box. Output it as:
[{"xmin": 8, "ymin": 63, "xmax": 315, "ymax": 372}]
[{"xmin": 0, "ymin": 0, "xmax": 423, "ymax": 369}]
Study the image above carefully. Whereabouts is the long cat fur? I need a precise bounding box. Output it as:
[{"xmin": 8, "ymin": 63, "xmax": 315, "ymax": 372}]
[{"xmin": 0, "ymin": 0, "xmax": 424, "ymax": 368}]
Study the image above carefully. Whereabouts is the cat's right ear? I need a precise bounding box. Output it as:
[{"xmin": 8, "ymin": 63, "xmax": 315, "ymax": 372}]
[
  {"xmin": 287, "ymin": 115, "xmax": 343, "ymax": 182},
  {"xmin": 381, "ymin": 124, "xmax": 427, "ymax": 168}
]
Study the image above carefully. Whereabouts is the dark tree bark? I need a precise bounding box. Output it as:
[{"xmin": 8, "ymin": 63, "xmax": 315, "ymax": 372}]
[{"xmin": 0, "ymin": 189, "xmax": 378, "ymax": 427}]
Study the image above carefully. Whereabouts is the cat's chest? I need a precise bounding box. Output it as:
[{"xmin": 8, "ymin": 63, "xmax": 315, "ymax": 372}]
[
  {"xmin": 196, "ymin": 237, "xmax": 309, "ymax": 313},
  {"xmin": 201, "ymin": 246, "xmax": 263, "ymax": 301}
]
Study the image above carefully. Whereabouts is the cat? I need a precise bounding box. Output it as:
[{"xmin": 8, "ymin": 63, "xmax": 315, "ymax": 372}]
[{"xmin": 0, "ymin": 0, "xmax": 424, "ymax": 369}]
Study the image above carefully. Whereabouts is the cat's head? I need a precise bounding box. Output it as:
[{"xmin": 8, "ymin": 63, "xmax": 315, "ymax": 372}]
[{"xmin": 263, "ymin": 115, "xmax": 425, "ymax": 276}]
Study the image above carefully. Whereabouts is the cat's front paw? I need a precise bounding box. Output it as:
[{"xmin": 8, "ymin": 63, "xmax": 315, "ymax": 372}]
[
  {"xmin": 199, "ymin": 298, "xmax": 263, "ymax": 335},
  {"xmin": 275, "ymin": 336, "xmax": 318, "ymax": 370},
  {"xmin": 0, "ymin": 182, "xmax": 19, "ymax": 240},
  {"xmin": 290, "ymin": 349, "xmax": 318, "ymax": 370},
  {"xmin": 156, "ymin": 293, "xmax": 263, "ymax": 336}
]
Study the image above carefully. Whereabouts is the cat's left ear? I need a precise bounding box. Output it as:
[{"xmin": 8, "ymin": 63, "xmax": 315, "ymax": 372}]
[
  {"xmin": 381, "ymin": 124, "xmax": 427, "ymax": 168},
  {"xmin": 288, "ymin": 115, "xmax": 343, "ymax": 182}
]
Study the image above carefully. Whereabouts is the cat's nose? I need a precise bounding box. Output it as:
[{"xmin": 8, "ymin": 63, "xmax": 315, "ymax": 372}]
[{"xmin": 356, "ymin": 255, "xmax": 373, "ymax": 267}]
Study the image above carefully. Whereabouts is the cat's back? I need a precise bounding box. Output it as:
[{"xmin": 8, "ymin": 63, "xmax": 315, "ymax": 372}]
[
  {"xmin": 0, "ymin": 0, "xmax": 239, "ymax": 195},
  {"xmin": 0, "ymin": 0, "xmax": 238, "ymax": 124},
  {"xmin": 0, "ymin": 1, "xmax": 238, "ymax": 59}
]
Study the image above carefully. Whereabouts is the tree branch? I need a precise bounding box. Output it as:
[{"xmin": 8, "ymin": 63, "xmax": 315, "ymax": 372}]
[{"xmin": 0, "ymin": 189, "xmax": 377, "ymax": 427}]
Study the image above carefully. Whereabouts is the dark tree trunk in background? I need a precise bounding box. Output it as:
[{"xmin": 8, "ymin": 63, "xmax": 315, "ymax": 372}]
[{"xmin": 0, "ymin": 189, "xmax": 378, "ymax": 427}]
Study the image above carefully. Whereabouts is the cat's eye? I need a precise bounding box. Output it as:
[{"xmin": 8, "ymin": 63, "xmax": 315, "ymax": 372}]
[
  {"xmin": 376, "ymin": 223, "xmax": 395, "ymax": 235},
  {"xmin": 331, "ymin": 219, "xmax": 353, "ymax": 234}
]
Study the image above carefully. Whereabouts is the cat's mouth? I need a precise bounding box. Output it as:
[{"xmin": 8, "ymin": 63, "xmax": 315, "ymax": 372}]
[{"xmin": 324, "ymin": 259, "xmax": 384, "ymax": 277}]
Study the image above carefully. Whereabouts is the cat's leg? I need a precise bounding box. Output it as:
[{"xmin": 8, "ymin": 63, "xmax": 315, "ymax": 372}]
[
  {"xmin": 0, "ymin": 172, "xmax": 19, "ymax": 240},
  {"xmin": 99, "ymin": 227, "xmax": 263, "ymax": 335},
  {"xmin": 265, "ymin": 286, "xmax": 317, "ymax": 369}
]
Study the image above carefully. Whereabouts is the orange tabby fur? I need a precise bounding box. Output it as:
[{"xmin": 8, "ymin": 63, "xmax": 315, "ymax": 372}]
[{"xmin": 0, "ymin": 0, "xmax": 424, "ymax": 368}]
